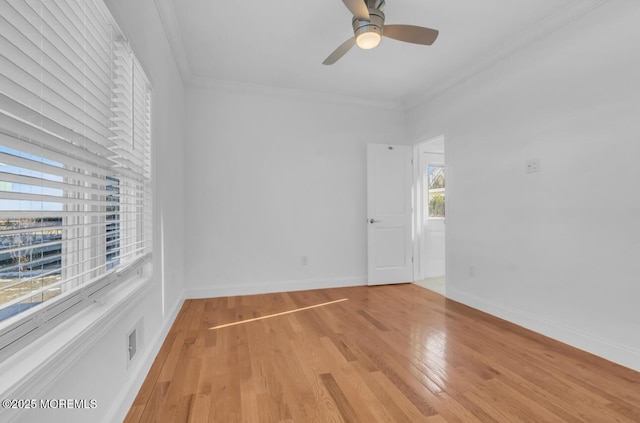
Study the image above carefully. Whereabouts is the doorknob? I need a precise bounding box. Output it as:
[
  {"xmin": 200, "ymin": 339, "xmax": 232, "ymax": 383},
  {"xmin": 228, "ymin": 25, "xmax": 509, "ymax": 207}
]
[{"xmin": 369, "ymin": 218, "xmax": 381, "ymax": 224}]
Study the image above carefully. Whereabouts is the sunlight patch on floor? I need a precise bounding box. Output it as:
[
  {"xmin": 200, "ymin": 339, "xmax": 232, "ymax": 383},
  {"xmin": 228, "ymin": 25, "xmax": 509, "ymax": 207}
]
[
  {"xmin": 414, "ymin": 277, "xmax": 446, "ymax": 296},
  {"xmin": 209, "ymin": 298, "xmax": 349, "ymax": 330}
]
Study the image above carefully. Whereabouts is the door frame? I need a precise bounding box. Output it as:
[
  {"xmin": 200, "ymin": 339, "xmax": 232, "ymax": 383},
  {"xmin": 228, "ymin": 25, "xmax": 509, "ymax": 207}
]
[{"xmin": 412, "ymin": 135, "xmax": 448, "ymax": 282}]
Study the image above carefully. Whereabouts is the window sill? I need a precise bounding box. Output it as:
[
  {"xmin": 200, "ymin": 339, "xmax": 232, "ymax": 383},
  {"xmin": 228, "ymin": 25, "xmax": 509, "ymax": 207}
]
[{"xmin": 0, "ymin": 270, "xmax": 153, "ymax": 419}]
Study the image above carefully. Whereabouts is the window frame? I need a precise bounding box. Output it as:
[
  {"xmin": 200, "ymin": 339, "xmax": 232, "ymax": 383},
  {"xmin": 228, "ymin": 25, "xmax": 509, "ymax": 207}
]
[{"xmin": 0, "ymin": 0, "xmax": 153, "ymax": 360}]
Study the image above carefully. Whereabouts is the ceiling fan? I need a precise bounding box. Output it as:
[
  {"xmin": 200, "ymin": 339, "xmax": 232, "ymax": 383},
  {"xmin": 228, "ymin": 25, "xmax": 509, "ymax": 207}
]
[{"xmin": 323, "ymin": 0, "xmax": 439, "ymax": 65}]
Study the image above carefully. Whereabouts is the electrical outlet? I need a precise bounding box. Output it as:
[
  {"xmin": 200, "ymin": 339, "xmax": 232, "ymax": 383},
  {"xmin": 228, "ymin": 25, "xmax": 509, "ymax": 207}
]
[{"xmin": 525, "ymin": 158, "xmax": 541, "ymax": 173}]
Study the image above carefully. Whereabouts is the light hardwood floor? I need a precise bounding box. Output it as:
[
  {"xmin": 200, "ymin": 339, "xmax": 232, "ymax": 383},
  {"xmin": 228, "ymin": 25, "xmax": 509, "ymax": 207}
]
[{"xmin": 125, "ymin": 284, "xmax": 640, "ymax": 422}]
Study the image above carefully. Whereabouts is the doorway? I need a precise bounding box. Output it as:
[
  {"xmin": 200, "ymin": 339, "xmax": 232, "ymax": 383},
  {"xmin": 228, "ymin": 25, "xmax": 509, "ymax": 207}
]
[
  {"xmin": 414, "ymin": 136, "xmax": 446, "ymax": 295},
  {"xmin": 366, "ymin": 144, "xmax": 413, "ymax": 285}
]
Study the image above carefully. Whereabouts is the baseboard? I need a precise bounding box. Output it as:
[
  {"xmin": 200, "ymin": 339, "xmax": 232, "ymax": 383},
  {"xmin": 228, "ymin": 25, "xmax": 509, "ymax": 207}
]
[
  {"xmin": 106, "ymin": 276, "xmax": 364, "ymax": 420},
  {"xmin": 0, "ymin": 275, "xmax": 153, "ymax": 423},
  {"xmin": 104, "ymin": 289, "xmax": 186, "ymax": 423},
  {"xmin": 186, "ymin": 276, "xmax": 366, "ymax": 299},
  {"xmin": 446, "ymin": 286, "xmax": 640, "ymax": 372}
]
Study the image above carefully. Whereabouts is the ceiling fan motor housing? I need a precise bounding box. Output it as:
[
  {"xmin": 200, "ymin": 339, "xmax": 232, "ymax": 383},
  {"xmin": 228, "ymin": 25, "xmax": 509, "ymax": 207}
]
[
  {"xmin": 323, "ymin": 0, "xmax": 438, "ymax": 64},
  {"xmin": 352, "ymin": 0, "xmax": 386, "ymax": 40}
]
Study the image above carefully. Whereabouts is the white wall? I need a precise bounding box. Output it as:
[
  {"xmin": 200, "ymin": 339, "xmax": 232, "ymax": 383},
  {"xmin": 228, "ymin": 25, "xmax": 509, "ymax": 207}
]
[
  {"xmin": 104, "ymin": 0, "xmax": 187, "ymax": 320},
  {"xmin": 184, "ymin": 84, "xmax": 406, "ymax": 296},
  {"xmin": 7, "ymin": 1, "xmax": 187, "ymax": 422},
  {"xmin": 406, "ymin": 1, "xmax": 640, "ymax": 371}
]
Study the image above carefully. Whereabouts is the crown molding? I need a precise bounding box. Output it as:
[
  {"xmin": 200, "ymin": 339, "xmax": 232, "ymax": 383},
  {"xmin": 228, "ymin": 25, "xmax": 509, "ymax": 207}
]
[
  {"xmin": 189, "ymin": 76, "xmax": 403, "ymax": 111},
  {"xmin": 153, "ymin": 0, "xmax": 192, "ymax": 83},
  {"xmin": 404, "ymin": 0, "xmax": 610, "ymax": 111}
]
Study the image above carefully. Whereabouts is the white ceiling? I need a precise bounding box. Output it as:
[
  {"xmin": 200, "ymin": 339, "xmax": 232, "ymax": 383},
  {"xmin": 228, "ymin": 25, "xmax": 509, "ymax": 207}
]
[{"xmin": 157, "ymin": 0, "xmax": 606, "ymax": 106}]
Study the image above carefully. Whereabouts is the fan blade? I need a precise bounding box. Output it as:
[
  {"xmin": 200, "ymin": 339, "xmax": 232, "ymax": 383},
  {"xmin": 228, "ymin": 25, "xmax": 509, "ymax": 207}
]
[
  {"xmin": 322, "ymin": 37, "xmax": 356, "ymax": 65},
  {"xmin": 342, "ymin": 0, "xmax": 369, "ymax": 20},
  {"xmin": 382, "ymin": 24, "xmax": 439, "ymax": 45}
]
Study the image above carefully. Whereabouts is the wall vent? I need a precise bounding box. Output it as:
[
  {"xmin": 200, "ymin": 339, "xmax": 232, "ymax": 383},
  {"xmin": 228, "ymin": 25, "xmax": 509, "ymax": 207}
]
[
  {"xmin": 128, "ymin": 329, "xmax": 137, "ymax": 360},
  {"xmin": 126, "ymin": 318, "xmax": 144, "ymax": 366}
]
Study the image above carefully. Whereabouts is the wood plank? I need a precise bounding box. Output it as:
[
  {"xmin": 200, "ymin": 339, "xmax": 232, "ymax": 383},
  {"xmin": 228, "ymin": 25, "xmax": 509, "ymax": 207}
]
[
  {"xmin": 320, "ymin": 373, "xmax": 362, "ymax": 423},
  {"xmin": 125, "ymin": 285, "xmax": 640, "ymax": 423}
]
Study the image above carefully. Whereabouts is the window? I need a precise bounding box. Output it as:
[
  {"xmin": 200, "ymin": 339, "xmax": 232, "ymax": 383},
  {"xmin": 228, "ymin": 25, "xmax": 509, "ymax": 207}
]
[
  {"xmin": 0, "ymin": 0, "xmax": 151, "ymax": 357},
  {"xmin": 427, "ymin": 165, "xmax": 445, "ymax": 218}
]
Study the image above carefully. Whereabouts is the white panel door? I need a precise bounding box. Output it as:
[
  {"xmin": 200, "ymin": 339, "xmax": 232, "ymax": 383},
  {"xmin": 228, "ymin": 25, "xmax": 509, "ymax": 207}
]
[{"xmin": 367, "ymin": 144, "xmax": 413, "ymax": 286}]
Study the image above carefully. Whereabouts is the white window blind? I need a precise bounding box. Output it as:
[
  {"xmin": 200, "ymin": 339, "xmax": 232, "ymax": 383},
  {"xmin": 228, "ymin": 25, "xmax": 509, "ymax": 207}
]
[{"xmin": 0, "ymin": 0, "xmax": 152, "ymax": 357}]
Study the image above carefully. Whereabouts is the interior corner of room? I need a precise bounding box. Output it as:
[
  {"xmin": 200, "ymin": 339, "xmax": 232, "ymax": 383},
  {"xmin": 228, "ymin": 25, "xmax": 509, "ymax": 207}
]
[{"xmin": 1, "ymin": 0, "xmax": 639, "ymax": 422}]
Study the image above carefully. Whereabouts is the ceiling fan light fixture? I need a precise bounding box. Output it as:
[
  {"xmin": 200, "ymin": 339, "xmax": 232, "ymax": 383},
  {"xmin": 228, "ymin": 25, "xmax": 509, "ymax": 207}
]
[
  {"xmin": 356, "ymin": 31, "xmax": 381, "ymax": 49},
  {"xmin": 352, "ymin": 6, "xmax": 385, "ymax": 50},
  {"xmin": 323, "ymin": 0, "xmax": 438, "ymax": 65}
]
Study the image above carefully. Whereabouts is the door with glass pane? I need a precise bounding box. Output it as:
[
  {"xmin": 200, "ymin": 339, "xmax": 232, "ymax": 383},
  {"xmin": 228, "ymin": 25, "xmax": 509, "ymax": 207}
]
[{"xmin": 422, "ymin": 155, "xmax": 446, "ymax": 278}]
